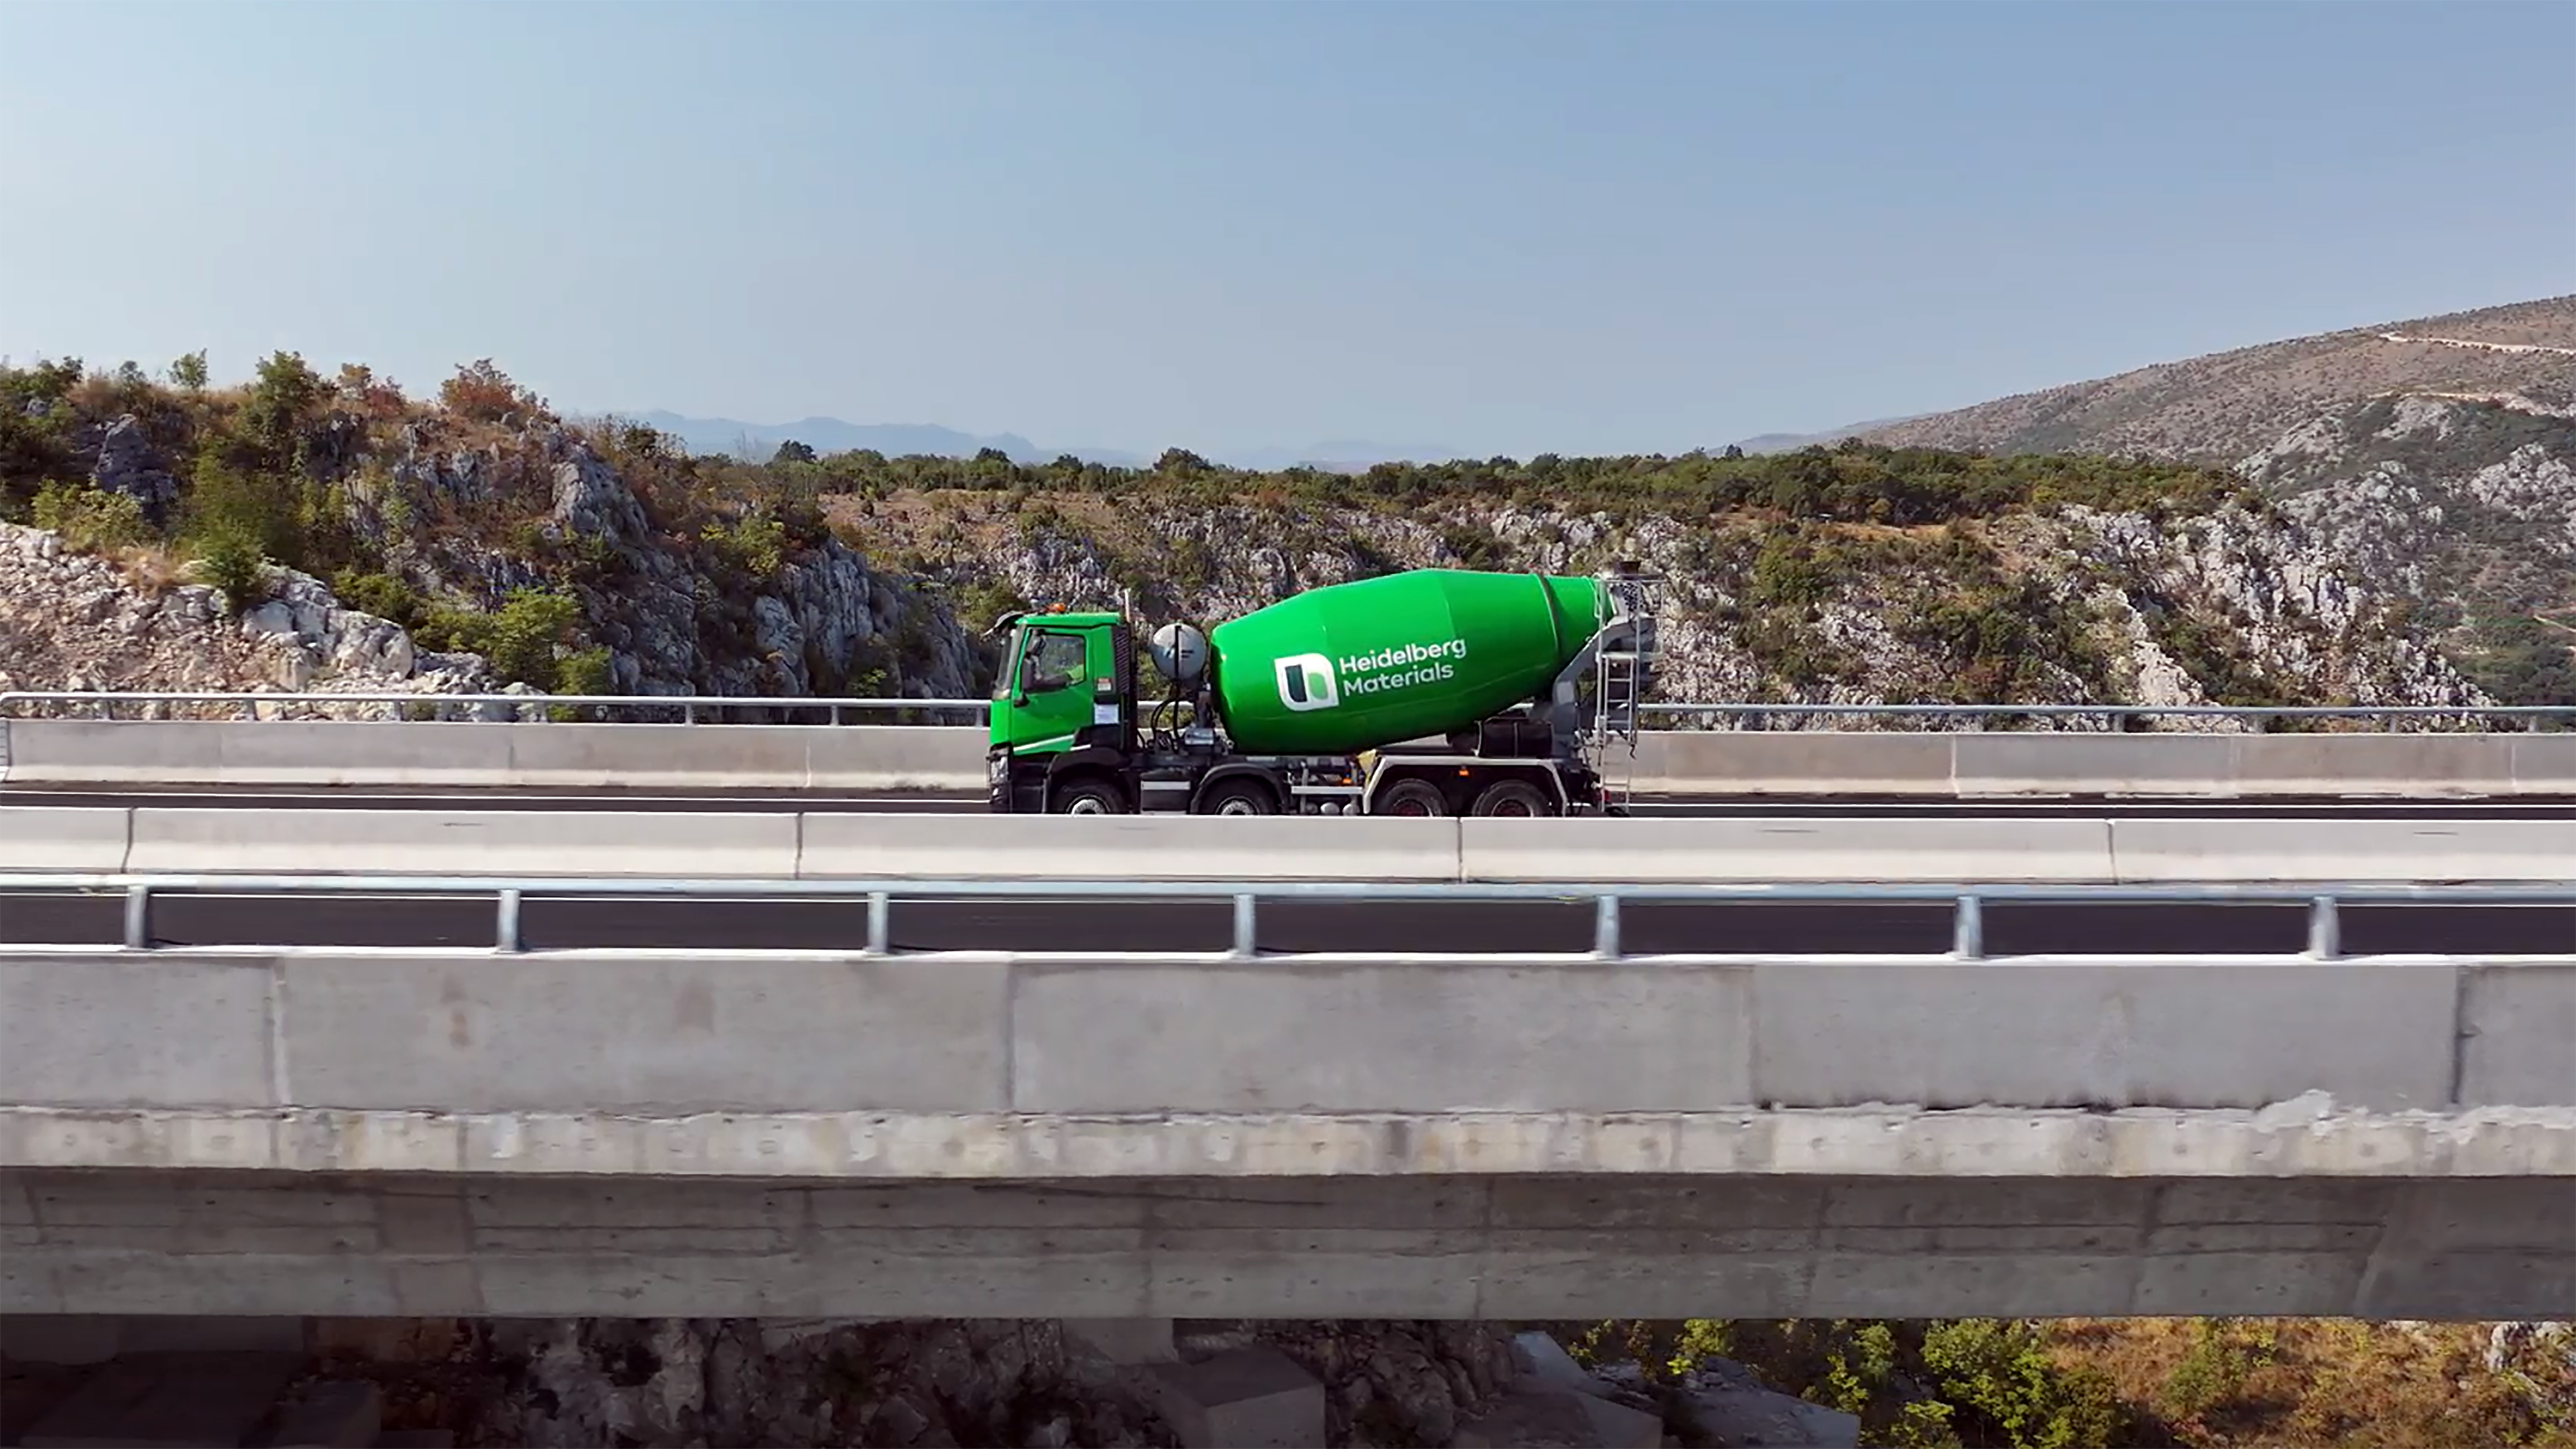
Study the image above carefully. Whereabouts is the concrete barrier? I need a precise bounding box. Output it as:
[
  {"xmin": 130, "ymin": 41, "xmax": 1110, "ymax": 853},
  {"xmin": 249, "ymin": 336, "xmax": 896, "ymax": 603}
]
[
  {"xmin": 1954, "ymin": 734, "xmax": 2236, "ymax": 797},
  {"xmin": 277, "ymin": 953, "xmax": 1011, "ymax": 1114},
  {"xmin": 7, "ymin": 950, "xmax": 2570, "ymax": 1117},
  {"xmin": 5, "ymin": 806, "xmax": 2562, "ymax": 882},
  {"xmin": 0, "ymin": 955, "xmax": 276, "ymax": 1108},
  {"xmin": 0, "ymin": 720, "xmax": 519, "ymax": 786},
  {"xmin": 0, "ymin": 806, "xmax": 130, "ymax": 871},
  {"xmin": 122, "ymin": 808, "xmax": 801, "ymax": 877},
  {"xmin": 2234, "ymin": 734, "xmax": 2522, "ymax": 797},
  {"xmin": 0, "ymin": 720, "xmax": 988, "ymax": 792},
  {"xmin": 499, "ymin": 722, "xmax": 816, "ymax": 788},
  {"xmin": 2110, "ymin": 818, "xmax": 2576, "ymax": 884},
  {"xmin": 1458, "ymin": 816, "xmax": 2118, "ymax": 882},
  {"xmin": 2516, "ymin": 734, "xmax": 2576, "ymax": 796},
  {"xmin": 798, "ymin": 814, "xmax": 1464, "ymax": 881},
  {"xmin": 1632, "ymin": 731, "xmax": 1955, "ymax": 796},
  {"xmin": 7, "ymin": 719, "xmax": 2568, "ymax": 797},
  {"xmin": 804, "ymin": 727, "xmax": 987, "ymax": 791}
]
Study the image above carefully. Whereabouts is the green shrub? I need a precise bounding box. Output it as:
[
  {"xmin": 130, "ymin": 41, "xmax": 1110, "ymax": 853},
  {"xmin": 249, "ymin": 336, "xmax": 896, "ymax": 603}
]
[
  {"xmin": 191, "ymin": 529, "xmax": 271, "ymax": 612},
  {"xmin": 1919, "ymin": 1319, "xmax": 2120, "ymax": 1449},
  {"xmin": 329, "ymin": 570, "xmax": 423, "ymax": 629},
  {"xmin": 31, "ymin": 481, "xmax": 150, "ymax": 553},
  {"xmin": 417, "ymin": 588, "xmax": 594, "ymax": 692}
]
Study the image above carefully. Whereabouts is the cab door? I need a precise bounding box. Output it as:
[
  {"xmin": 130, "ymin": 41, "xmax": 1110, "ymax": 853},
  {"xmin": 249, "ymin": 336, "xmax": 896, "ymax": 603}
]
[{"xmin": 1000, "ymin": 625, "xmax": 1095, "ymax": 756}]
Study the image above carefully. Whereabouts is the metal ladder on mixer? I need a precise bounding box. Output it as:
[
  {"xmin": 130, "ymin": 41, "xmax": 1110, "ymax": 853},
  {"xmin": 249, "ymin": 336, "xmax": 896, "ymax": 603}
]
[{"xmin": 1588, "ymin": 573, "xmax": 1663, "ymax": 811}]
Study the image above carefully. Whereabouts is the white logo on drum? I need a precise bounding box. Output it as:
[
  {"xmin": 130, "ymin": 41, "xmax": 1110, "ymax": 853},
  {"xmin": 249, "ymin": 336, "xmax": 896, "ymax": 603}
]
[{"xmin": 1274, "ymin": 653, "xmax": 1339, "ymax": 712}]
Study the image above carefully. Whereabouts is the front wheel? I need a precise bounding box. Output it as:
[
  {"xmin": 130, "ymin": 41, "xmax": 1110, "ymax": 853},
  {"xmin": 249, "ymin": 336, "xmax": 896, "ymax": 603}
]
[
  {"xmin": 1050, "ymin": 776, "xmax": 1127, "ymax": 815},
  {"xmin": 1374, "ymin": 778, "xmax": 1449, "ymax": 817}
]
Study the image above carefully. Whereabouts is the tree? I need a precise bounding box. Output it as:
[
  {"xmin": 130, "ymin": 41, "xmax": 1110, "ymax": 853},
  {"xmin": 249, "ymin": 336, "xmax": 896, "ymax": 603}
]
[
  {"xmin": 770, "ymin": 439, "xmax": 817, "ymax": 466},
  {"xmin": 440, "ymin": 359, "xmax": 540, "ymax": 424},
  {"xmin": 239, "ymin": 351, "xmax": 325, "ymax": 469},
  {"xmin": 169, "ymin": 350, "xmax": 208, "ymax": 393}
]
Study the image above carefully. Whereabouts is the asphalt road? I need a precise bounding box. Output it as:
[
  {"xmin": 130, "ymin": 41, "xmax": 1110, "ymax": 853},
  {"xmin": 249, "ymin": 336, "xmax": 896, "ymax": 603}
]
[
  {"xmin": 6, "ymin": 784, "xmax": 2573, "ymax": 819},
  {"xmin": 3, "ymin": 891, "xmax": 2567, "ymax": 955}
]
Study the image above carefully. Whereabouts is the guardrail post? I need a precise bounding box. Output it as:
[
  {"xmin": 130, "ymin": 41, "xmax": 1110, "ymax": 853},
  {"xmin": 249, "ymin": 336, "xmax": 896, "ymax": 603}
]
[
  {"xmin": 2306, "ymin": 896, "xmax": 2340, "ymax": 960},
  {"xmin": 496, "ymin": 889, "xmax": 522, "ymax": 954},
  {"xmin": 866, "ymin": 892, "xmax": 890, "ymax": 956},
  {"xmin": 1952, "ymin": 895, "xmax": 1985, "ymax": 960},
  {"xmin": 1593, "ymin": 894, "xmax": 1621, "ymax": 960},
  {"xmin": 123, "ymin": 885, "xmax": 151, "ymax": 950},
  {"xmin": 1231, "ymin": 893, "xmax": 1257, "ymax": 960}
]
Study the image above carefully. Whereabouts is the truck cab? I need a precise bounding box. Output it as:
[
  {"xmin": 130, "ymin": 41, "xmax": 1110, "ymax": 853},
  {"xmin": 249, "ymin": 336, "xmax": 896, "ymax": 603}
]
[{"xmin": 986, "ymin": 609, "xmax": 1138, "ymax": 813}]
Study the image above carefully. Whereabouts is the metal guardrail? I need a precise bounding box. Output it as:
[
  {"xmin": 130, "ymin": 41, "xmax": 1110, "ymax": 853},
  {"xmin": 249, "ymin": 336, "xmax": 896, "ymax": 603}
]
[
  {"xmin": 2, "ymin": 690, "xmax": 2569, "ymax": 729},
  {"xmin": 8, "ymin": 872, "xmax": 2567, "ymax": 963}
]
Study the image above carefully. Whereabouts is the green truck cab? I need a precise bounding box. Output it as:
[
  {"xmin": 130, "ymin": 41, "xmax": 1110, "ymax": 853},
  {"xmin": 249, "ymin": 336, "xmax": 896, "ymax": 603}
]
[{"xmin": 985, "ymin": 567, "xmax": 1658, "ymax": 817}]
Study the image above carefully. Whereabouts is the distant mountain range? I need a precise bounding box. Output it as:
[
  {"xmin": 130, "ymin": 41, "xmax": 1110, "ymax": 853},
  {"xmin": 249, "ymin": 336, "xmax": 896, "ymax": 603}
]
[{"xmin": 622, "ymin": 410, "xmax": 1465, "ymax": 473}]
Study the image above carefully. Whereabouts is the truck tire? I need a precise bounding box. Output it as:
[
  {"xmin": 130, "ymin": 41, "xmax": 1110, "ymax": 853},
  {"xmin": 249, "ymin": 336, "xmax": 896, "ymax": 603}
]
[
  {"xmin": 1375, "ymin": 778, "xmax": 1449, "ymax": 817},
  {"xmin": 1050, "ymin": 776, "xmax": 1126, "ymax": 815},
  {"xmin": 1470, "ymin": 779, "xmax": 1552, "ymax": 817},
  {"xmin": 1197, "ymin": 779, "xmax": 1279, "ymax": 816}
]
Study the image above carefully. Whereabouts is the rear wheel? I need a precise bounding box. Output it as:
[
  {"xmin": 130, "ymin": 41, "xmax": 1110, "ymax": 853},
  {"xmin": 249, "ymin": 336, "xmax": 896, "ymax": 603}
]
[
  {"xmin": 1197, "ymin": 778, "xmax": 1280, "ymax": 816},
  {"xmin": 1470, "ymin": 779, "xmax": 1553, "ymax": 817},
  {"xmin": 1375, "ymin": 777, "xmax": 1449, "ymax": 817},
  {"xmin": 1050, "ymin": 775, "xmax": 1127, "ymax": 815}
]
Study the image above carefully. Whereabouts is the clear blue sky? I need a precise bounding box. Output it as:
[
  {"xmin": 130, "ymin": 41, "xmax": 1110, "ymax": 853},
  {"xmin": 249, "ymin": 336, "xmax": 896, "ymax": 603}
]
[{"xmin": 2, "ymin": 0, "xmax": 2570, "ymax": 459}]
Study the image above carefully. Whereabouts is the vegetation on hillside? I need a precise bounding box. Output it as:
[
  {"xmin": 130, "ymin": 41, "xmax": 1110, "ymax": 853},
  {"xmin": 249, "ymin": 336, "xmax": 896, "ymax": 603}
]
[
  {"xmin": 1569, "ymin": 1316, "xmax": 2576, "ymax": 1449},
  {"xmin": 0, "ymin": 351, "xmax": 2491, "ymax": 715}
]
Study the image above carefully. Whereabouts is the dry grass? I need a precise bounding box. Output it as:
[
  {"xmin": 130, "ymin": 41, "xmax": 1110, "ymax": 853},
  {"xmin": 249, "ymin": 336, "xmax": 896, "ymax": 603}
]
[
  {"xmin": 109, "ymin": 541, "xmax": 189, "ymax": 596},
  {"xmin": 2044, "ymin": 1318, "xmax": 2576, "ymax": 1449}
]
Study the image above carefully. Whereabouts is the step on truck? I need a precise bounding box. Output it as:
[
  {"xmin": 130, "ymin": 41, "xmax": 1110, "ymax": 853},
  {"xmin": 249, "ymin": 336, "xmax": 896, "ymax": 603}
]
[{"xmin": 984, "ymin": 566, "xmax": 1661, "ymax": 817}]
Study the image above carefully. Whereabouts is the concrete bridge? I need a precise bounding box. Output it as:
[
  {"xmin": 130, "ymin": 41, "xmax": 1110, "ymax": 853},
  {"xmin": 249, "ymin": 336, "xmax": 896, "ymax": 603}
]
[{"xmin": 6, "ymin": 929, "xmax": 2571, "ymax": 1321}]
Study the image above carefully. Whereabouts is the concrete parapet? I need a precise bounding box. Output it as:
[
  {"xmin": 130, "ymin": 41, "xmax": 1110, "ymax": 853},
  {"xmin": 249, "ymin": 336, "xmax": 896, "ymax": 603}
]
[
  {"xmin": 2233, "ymin": 734, "xmax": 2520, "ymax": 797},
  {"xmin": 499, "ymin": 722, "xmax": 815, "ymax": 789},
  {"xmin": 7, "ymin": 951, "xmax": 2574, "ymax": 1122},
  {"xmin": 0, "ymin": 806, "xmax": 130, "ymax": 871},
  {"xmin": 3, "ymin": 1163, "xmax": 2569, "ymax": 1320},
  {"xmin": 0, "ymin": 720, "xmax": 518, "ymax": 787},
  {"xmin": 276, "ymin": 953, "xmax": 1012, "ymax": 1114},
  {"xmin": 2108, "ymin": 817, "xmax": 2576, "ymax": 883},
  {"xmin": 798, "ymin": 813, "xmax": 1464, "ymax": 882},
  {"xmin": 122, "ymin": 806, "xmax": 801, "ymax": 877},
  {"xmin": 803, "ymin": 726, "xmax": 987, "ymax": 791},
  {"xmin": 2513, "ymin": 733, "xmax": 2576, "ymax": 796},
  {"xmin": 1011, "ymin": 958, "xmax": 1754, "ymax": 1112},
  {"xmin": 1458, "ymin": 816, "xmax": 2117, "ymax": 882},
  {"xmin": 0, "ymin": 956, "xmax": 276, "ymax": 1110},
  {"xmin": 1747, "ymin": 960, "xmax": 2460, "ymax": 1111},
  {"xmin": 1954, "ymin": 733, "xmax": 2235, "ymax": 797},
  {"xmin": 1632, "ymin": 731, "xmax": 1954, "ymax": 796},
  {"xmin": 8, "ymin": 719, "xmax": 2564, "ymax": 797}
]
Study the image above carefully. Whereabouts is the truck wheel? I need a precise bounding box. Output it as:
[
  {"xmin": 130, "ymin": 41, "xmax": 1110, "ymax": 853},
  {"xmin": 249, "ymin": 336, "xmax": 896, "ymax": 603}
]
[
  {"xmin": 1471, "ymin": 780, "xmax": 1553, "ymax": 817},
  {"xmin": 1197, "ymin": 779, "xmax": 1279, "ymax": 816},
  {"xmin": 1050, "ymin": 777, "xmax": 1126, "ymax": 815},
  {"xmin": 1375, "ymin": 779, "xmax": 1449, "ymax": 817}
]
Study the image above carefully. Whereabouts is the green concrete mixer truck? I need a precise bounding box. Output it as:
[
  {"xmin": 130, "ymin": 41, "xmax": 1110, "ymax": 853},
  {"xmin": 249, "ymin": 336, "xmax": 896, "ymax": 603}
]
[{"xmin": 983, "ymin": 567, "xmax": 1660, "ymax": 817}]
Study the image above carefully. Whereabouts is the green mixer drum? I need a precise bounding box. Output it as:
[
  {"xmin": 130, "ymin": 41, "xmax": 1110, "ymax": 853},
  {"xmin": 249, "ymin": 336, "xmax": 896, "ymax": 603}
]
[{"xmin": 1208, "ymin": 570, "xmax": 1607, "ymax": 756}]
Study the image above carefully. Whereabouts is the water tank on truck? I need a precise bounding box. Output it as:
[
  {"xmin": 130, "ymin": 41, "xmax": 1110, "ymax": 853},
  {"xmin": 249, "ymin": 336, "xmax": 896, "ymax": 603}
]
[{"xmin": 1206, "ymin": 570, "xmax": 1612, "ymax": 757}]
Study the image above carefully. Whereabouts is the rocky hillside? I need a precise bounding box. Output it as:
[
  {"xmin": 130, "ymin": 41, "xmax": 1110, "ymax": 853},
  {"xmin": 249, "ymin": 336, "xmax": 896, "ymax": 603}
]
[
  {"xmin": 2, "ymin": 356, "xmax": 977, "ymax": 718},
  {"xmin": 1855, "ymin": 296, "xmax": 2576, "ymax": 460},
  {"xmin": 1822, "ymin": 296, "xmax": 2576, "ymax": 703},
  {"xmin": 0, "ymin": 352, "xmax": 2499, "ymax": 722}
]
